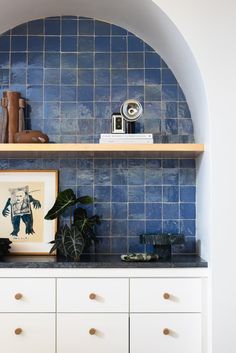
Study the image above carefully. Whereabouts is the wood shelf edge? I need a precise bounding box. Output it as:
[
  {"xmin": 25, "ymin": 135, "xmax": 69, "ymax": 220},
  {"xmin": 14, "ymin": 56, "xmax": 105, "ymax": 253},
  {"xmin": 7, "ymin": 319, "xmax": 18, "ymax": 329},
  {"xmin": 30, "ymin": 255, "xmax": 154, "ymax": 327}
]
[{"xmin": 0, "ymin": 143, "xmax": 204, "ymax": 153}]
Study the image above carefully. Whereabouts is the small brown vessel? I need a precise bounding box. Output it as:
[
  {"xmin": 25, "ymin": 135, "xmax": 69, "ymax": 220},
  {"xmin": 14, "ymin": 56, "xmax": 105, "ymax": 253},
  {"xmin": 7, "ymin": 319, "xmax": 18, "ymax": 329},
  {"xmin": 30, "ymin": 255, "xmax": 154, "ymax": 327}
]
[{"xmin": 14, "ymin": 130, "xmax": 49, "ymax": 143}]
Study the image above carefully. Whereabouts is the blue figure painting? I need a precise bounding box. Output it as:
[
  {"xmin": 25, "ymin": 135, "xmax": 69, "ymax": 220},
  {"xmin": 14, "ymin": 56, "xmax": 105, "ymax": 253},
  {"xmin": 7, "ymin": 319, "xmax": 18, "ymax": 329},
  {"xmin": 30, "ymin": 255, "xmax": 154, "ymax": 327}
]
[{"xmin": 2, "ymin": 186, "xmax": 41, "ymax": 238}]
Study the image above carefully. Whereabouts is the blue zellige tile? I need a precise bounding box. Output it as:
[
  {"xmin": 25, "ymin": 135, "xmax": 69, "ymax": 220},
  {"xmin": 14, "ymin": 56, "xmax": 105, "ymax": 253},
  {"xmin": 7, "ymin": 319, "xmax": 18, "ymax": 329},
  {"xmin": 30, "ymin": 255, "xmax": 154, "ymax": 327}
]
[
  {"xmin": 95, "ymin": 36, "xmax": 110, "ymax": 52},
  {"xmin": 44, "ymin": 53, "xmax": 60, "ymax": 68},
  {"xmin": 45, "ymin": 36, "xmax": 60, "ymax": 51},
  {"xmin": 28, "ymin": 19, "xmax": 44, "ymax": 35},
  {"xmin": 95, "ymin": 20, "xmax": 110, "ymax": 35},
  {"xmin": 28, "ymin": 36, "xmax": 44, "ymax": 51},
  {"xmin": 61, "ymin": 36, "xmax": 77, "ymax": 52},
  {"xmin": 27, "ymin": 69, "xmax": 43, "ymax": 84},
  {"xmin": 11, "ymin": 36, "xmax": 27, "ymax": 51},
  {"xmin": 95, "ymin": 69, "xmax": 110, "ymax": 85},
  {"xmin": 61, "ymin": 69, "xmax": 77, "ymax": 84},
  {"xmin": 0, "ymin": 36, "xmax": 10, "ymax": 51},
  {"xmin": 44, "ymin": 68, "xmax": 60, "ymax": 84},
  {"xmin": 0, "ymin": 53, "xmax": 9, "ymax": 68},
  {"xmin": 62, "ymin": 20, "xmax": 77, "ymax": 35},
  {"xmin": 78, "ymin": 36, "xmax": 94, "ymax": 52},
  {"xmin": 45, "ymin": 19, "xmax": 60, "ymax": 35},
  {"xmin": 61, "ymin": 53, "xmax": 77, "ymax": 68},
  {"xmin": 78, "ymin": 19, "xmax": 94, "ymax": 35},
  {"xmin": 12, "ymin": 23, "xmax": 27, "ymax": 35}
]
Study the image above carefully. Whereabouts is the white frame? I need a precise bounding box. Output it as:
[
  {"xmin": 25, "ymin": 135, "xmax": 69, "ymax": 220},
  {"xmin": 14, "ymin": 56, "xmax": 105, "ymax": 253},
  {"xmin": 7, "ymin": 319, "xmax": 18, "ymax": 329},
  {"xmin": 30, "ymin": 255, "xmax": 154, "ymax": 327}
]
[{"xmin": 0, "ymin": 170, "xmax": 58, "ymax": 255}]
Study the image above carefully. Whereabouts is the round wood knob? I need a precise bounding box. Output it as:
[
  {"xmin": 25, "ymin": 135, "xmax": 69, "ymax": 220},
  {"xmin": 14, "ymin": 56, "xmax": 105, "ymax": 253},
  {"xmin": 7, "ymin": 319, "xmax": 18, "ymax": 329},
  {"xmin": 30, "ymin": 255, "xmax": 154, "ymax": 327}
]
[
  {"xmin": 163, "ymin": 328, "xmax": 170, "ymax": 335},
  {"xmin": 15, "ymin": 293, "xmax": 23, "ymax": 300},
  {"xmin": 89, "ymin": 328, "xmax": 96, "ymax": 335},
  {"xmin": 163, "ymin": 292, "xmax": 170, "ymax": 300},
  {"xmin": 89, "ymin": 293, "xmax": 96, "ymax": 300},
  {"xmin": 15, "ymin": 328, "xmax": 23, "ymax": 335}
]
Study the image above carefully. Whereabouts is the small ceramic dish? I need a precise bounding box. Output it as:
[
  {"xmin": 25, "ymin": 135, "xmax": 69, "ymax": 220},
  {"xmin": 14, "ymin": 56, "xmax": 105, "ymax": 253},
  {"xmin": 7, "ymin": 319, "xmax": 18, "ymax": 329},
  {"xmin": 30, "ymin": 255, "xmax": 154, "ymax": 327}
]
[{"xmin": 121, "ymin": 253, "xmax": 159, "ymax": 262}]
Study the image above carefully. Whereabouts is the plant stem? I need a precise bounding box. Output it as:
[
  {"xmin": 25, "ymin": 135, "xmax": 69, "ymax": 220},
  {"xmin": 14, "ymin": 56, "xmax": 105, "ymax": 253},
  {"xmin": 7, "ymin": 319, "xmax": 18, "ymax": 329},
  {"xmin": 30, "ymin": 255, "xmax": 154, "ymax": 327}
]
[{"xmin": 70, "ymin": 208, "xmax": 72, "ymax": 227}]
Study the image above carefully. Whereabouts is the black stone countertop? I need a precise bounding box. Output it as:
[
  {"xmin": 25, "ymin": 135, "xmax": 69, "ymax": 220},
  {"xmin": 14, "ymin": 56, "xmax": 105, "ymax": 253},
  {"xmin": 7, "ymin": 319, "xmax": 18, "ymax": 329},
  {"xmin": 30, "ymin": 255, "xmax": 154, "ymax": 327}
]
[{"xmin": 0, "ymin": 254, "xmax": 207, "ymax": 268}]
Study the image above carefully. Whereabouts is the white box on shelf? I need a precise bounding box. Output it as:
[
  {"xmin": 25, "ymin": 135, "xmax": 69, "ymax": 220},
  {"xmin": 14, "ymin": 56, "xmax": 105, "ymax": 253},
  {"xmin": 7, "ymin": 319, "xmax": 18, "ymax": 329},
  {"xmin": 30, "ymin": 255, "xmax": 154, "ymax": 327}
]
[
  {"xmin": 99, "ymin": 133, "xmax": 153, "ymax": 144},
  {"xmin": 100, "ymin": 134, "xmax": 153, "ymax": 138}
]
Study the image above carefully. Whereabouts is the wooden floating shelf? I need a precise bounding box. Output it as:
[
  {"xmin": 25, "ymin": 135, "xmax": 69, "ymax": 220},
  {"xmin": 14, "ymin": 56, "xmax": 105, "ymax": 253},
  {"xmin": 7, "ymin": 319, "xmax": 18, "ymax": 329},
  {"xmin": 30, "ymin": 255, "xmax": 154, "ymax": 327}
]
[{"xmin": 0, "ymin": 143, "xmax": 204, "ymax": 157}]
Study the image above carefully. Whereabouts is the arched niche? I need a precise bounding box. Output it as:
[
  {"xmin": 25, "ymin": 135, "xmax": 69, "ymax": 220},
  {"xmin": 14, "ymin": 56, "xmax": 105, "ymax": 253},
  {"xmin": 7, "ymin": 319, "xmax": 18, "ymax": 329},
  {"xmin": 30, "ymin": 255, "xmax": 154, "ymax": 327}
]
[{"xmin": 0, "ymin": 0, "xmax": 210, "ymax": 259}]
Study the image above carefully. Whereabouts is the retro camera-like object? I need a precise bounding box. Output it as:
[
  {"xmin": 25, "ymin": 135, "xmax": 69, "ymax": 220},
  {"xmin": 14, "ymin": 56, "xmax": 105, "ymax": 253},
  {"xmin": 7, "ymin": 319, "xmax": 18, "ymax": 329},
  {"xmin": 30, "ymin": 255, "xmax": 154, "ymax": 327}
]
[
  {"xmin": 112, "ymin": 114, "xmax": 125, "ymax": 133},
  {"xmin": 120, "ymin": 99, "xmax": 143, "ymax": 133},
  {"xmin": 111, "ymin": 100, "xmax": 143, "ymax": 134}
]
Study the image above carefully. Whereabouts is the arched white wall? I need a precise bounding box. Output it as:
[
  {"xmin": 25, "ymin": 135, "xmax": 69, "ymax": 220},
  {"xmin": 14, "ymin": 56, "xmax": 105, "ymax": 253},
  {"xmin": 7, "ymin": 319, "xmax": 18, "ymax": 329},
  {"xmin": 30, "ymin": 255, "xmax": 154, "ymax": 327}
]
[
  {"xmin": 1, "ymin": 0, "xmax": 227, "ymax": 351},
  {"xmin": 153, "ymin": 3, "xmax": 236, "ymax": 353}
]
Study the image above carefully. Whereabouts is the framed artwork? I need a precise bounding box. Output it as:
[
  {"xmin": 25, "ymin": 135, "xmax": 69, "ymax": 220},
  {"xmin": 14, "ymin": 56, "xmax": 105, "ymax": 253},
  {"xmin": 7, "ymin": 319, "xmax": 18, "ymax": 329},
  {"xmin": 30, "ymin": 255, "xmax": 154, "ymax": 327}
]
[{"xmin": 0, "ymin": 170, "xmax": 58, "ymax": 255}]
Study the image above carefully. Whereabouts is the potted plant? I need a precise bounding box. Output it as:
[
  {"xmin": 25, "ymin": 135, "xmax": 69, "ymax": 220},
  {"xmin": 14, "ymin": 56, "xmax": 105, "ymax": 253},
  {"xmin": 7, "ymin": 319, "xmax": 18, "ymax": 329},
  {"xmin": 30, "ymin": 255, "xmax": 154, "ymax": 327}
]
[{"xmin": 44, "ymin": 189, "xmax": 101, "ymax": 261}]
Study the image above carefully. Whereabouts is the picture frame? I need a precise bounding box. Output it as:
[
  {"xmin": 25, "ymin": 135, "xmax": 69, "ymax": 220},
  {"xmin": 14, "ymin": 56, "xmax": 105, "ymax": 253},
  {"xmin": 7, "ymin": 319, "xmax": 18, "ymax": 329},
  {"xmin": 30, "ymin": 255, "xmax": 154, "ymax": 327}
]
[{"xmin": 0, "ymin": 170, "xmax": 58, "ymax": 255}]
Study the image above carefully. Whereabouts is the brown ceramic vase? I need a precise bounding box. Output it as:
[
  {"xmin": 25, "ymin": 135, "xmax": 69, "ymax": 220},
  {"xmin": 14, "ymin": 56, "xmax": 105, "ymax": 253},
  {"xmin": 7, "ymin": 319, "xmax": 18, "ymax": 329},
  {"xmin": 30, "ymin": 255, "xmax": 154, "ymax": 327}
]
[{"xmin": 14, "ymin": 130, "xmax": 49, "ymax": 143}]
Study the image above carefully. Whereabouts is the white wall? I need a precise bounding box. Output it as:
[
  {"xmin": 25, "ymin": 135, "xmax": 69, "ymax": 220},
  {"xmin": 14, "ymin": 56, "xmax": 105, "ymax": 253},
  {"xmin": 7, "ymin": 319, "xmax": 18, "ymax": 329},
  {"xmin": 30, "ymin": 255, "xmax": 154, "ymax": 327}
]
[
  {"xmin": 0, "ymin": 0, "xmax": 235, "ymax": 352},
  {"xmin": 153, "ymin": 4, "xmax": 236, "ymax": 353}
]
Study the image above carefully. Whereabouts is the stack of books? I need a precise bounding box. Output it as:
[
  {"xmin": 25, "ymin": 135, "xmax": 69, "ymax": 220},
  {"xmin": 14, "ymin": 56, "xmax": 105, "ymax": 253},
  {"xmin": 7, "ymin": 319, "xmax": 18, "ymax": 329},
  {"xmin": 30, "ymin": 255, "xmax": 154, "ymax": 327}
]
[{"xmin": 99, "ymin": 133, "xmax": 153, "ymax": 144}]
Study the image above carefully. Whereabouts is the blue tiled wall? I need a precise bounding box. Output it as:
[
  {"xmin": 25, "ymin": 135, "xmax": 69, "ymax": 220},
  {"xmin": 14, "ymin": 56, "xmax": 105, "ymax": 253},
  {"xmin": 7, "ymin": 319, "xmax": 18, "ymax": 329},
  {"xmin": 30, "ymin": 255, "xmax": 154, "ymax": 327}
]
[
  {"xmin": 0, "ymin": 16, "xmax": 196, "ymax": 254},
  {"xmin": 0, "ymin": 16, "xmax": 194, "ymax": 143}
]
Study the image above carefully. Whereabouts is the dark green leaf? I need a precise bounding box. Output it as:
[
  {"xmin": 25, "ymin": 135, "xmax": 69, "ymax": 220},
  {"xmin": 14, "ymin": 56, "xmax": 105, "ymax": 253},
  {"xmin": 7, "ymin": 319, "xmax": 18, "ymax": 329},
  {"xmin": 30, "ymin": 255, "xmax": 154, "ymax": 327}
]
[
  {"xmin": 74, "ymin": 207, "xmax": 87, "ymax": 220},
  {"xmin": 89, "ymin": 215, "xmax": 101, "ymax": 225},
  {"xmin": 50, "ymin": 224, "xmax": 71, "ymax": 256},
  {"xmin": 73, "ymin": 207, "xmax": 101, "ymax": 247},
  {"xmin": 49, "ymin": 242, "xmax": 57, "ymax": 255},
  {"xmin": 76, "ymin": 196, "xmax": 94, "ymax": 205},
  {"xmin": 49, "ymin": 224, "xmax": 84, "ymax": 260},
  {"xmin": 63, "ymin": 226, "xmax": 84, "ymax": 261},
  {"xmin": 44, "ymin": 189, "xmax": 77, "ymax": 220}
]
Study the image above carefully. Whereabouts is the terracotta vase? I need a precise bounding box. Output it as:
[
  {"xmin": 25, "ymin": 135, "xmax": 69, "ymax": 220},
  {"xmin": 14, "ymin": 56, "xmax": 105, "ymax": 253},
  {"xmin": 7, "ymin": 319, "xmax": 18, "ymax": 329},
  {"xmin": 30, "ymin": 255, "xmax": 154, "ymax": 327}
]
[
  {"xmin": 3, "ymin": 91, "xmax": 20, "ymax": 143},
  {"xmin": 14, "ymin": 130, "xmax": 49, "ymax": 143}
]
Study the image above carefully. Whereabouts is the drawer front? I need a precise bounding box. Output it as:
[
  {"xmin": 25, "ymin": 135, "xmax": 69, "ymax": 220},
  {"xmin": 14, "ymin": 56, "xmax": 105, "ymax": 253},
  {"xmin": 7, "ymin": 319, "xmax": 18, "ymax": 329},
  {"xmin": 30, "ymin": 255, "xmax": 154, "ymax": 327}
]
[
  {"xmin": 0, "ymin": 278, "xmax": 55, "ymax": 312},
  {"xmin": 130, "ymin": 313, "xmax": 201, "ymax": 353},
  {"xmin": 57, "ymin": 313, "xmax": 128, "ymax": 353},
  {"xmin": 0, "ymin": 313, "xmax": 55, "ymax": 353},
  {"xmin": 130, "ymin": 278, "xmax": 202, "ymax": 312},
  {"xmin": 57, "ymin": 278, "xmax": 129, "ymax": 312}
]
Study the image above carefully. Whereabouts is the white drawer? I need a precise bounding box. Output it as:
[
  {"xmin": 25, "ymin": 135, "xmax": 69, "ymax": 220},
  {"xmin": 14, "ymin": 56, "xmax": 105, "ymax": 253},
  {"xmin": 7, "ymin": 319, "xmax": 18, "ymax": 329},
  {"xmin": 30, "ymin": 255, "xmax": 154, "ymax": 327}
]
[
  {"xmin": 57, "ymin": 278, "xmax": 129, "ymax": 312},
  {"xmin": 57, "ymin": 313, "xmax": 128, "ymax": 353},
  {"xmin": 0, "ymin": 278, "xmax": 55, "ymax": 312},
  {"xmin": 0, "ymin": 313, "xmax": 55, "ymax": 353},
  {"xmin": 130, "ymin": 278, "xmax": 202, "ymax": 312},
  {"xmin": 130, "ymin": 313, "xmax": 201, "ymax": 353}
]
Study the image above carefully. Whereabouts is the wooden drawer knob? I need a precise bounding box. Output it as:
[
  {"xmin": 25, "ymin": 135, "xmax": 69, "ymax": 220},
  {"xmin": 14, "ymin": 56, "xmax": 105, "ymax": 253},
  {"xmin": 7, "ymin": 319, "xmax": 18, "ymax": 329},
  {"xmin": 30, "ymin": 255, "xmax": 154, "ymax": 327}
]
[
  {"xmin": 89, "ymin": 293, "xmax": 96, "ymax": 300},
  {"xmin": 15, "ymin": 328, "xmax": 23, "ymax": 335},
  {"xmin": 89, "ymin": 328, "xmax": 96, "ymax": 335},
  {"xmin": 15, "ymin": 293, "xmax": 23, "ymax": 300},
  {"xmin": 163, "ymin": 292, "xmax": 170, "ymax": 300},
  {"xmin": 163, "ymin": 328, "xmax": 170, "ymax": 335}
]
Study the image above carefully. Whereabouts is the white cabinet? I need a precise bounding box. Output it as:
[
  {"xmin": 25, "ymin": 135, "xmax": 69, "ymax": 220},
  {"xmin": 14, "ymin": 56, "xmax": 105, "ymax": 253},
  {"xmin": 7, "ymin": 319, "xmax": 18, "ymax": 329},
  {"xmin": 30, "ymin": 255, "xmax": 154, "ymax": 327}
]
[
  {"xmin": 130, "ymin": 313, "xmax": 202, "ymax": 353},
  {"xmin": 130, "ymin": 278, "xmax": 203, "ymax": 353},
  {"xmin": 0, "ymin": 268, "xmax": 207, "ymax": 353},
  {"xmin": 130, "ymin": 278, "xmax": 202, "ymax": 312},
  {"xmin": 57, "ymin": 313, "xmax": 128, "ymax": 353},
  {"xmin": 0, "ymin": 313, "xmax": 55, "ymax": 353},
  {"xmin": 0, "ymin": 278, "xmax": 55, "ymax": 312},
  {"xmin": 57, "ymin": 278, "xmax": 129, "ymax": 353},
  {"xmin": 57, "ymin": 278, "xmax": 128, "ymax": 312}
]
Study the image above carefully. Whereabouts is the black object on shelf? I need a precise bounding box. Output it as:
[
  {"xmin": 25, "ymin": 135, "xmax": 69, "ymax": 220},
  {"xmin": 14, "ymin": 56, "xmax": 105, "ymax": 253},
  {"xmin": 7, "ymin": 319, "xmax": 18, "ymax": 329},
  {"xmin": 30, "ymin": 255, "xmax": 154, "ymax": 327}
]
[
  {"xmin": 140, "ymin": 234, "xmax": 185, "ymax": 260},
  {"xmin": 0, "ymin": 238, "xmax": 12, "ymax": 258},
  {"xmin": 127, "ymin": 121, "xmax": 135, "ymax": 133}
]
